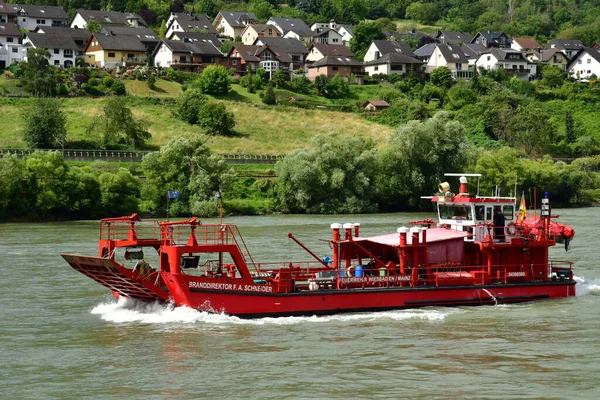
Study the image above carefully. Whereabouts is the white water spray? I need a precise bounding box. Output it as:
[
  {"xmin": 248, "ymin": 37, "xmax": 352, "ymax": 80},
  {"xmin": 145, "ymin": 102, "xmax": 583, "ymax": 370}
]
[{"xmin": 481, "ymin": 288, "xmax": 499, "ymax": 305}]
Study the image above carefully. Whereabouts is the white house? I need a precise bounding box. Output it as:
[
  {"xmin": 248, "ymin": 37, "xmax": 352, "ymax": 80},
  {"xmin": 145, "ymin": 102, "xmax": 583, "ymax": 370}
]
[
  {"xmin": 363, "ymin": 40, "xmax": 414, "ymax": 63},
  {"xmin": 427, "ymin": 43, "xmax": 472, "ymax": 79},
  {"xmin": 23, "ymin": 32, "xmax": 78, "ymax": 67},
  {"xmin": 212, "ymin": 11, "xmax": 257, "ymax": 39},
  {"xmin": 475, "ymin": 48, "xmax": 536, "ymax": 80},
  {"xmin": 17, "ymin": 5, "xmax": 68, "ymax": 31},
  {"xmin": 306, "ymin": 43, "xmax": 353, "ymax": 63},
  {"xmin": 165, "ymin": 13, "xmax": 216, "ymax": 39},
  {"xmin": 364, "ymin": 52, "xmax": 423, "ymax": 76},
  {"xmin": 70, "ymin": 10, "xmax": 146, "ymax": 29},
  {"xmin": 0, "ymin": 22, "xmax": 22, "ymax": 68},
  {"xmin": 311, "ymin": 28, "xmax": 343, "ymax": 45},
  {"xmin": 568, "ymin": 47, "xmax": 600, "ymax": 80},
  {"xmin": 337, "ymin": 25, "xmax": 354, "ymax": 47},
  {"xmin": 153, "ymin": 39, "xmax": 223, "ymax": 72}
]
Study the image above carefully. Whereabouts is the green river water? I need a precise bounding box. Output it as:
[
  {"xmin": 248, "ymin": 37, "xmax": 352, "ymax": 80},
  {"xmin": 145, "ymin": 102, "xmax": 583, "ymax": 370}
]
[{"xmin": 1, "ymin": 209, "xmax": 599, "ymax": 399}]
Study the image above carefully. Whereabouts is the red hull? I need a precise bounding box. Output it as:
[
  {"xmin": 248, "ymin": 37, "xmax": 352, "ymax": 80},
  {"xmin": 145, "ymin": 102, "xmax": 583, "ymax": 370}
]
[{"xmin": 163, "ymin": 272, "xmax": 575, "ymax": 318}]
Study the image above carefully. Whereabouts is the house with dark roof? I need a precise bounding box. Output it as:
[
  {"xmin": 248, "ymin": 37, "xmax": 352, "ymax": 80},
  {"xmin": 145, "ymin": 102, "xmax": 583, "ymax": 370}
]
[
  {"xmin": 213, "ymin": 11, "xmax": 257, "ymax": 39},
  {"xmin": 414, "ymin": 42, "xmax": 436, "ymax": 63},
  {"xmin": 100, "ymin": 26, "xmax": 159, "ymax": 54},
  {"xmin": 84, "ymin": 32, "xmax": 147, "ymax": 67},
  {"xmin": 337, "ymin": 24, "xmax": 354, "ymax": 47},
  {"xmin": 475, "ymin": 48, "xmax": 536, "ymax": 80},
  {"xmin": 471, "ymin": 31, "xmax": 511, "ymax": 48},
  {"xmin": 153, "ymin": 39, "xmax": 224, "ymax": 72},
  {"xmin": 34, "ymin": 26, "xmax": 91, "ymax": 59},
  {"xmin": 511, "ymin": 37, "xmax": 541, "ymax": 52},
  {"xmin": 267, "ymin": 17, "xmax": 312, "ymax": 42},
  {"xmin": 23, "ymin": 32, "xmax": 78, "ymax": 67},
  {"xmin": 363, "ymin": 40, "xmax": 414, "ymax": 63},
  {"xmin": 307, "ymin": 55, "xmax": 363, "ymax": 83},
  {"xmin": 0, "ymin": 0, "xmax": 19, "ymax": 24},
  {"xmin": 546, "ymin": 39, "xmax": 584, "ymax": 59},
  {"xmin": 311, "ymin": 28, "xmax": 343, "ymax": 45},
  {"xmin": 306, "ymin": 43, "xmax": 353, "ymax": 63},
  {"xmin": 253, "ymin": 37, "xmax": 307, "ymax": 71},
  {"xmin": 70, "ymin": 10, "xmax": 145, "ymax": 30},
  {"xmin": 228, "ymin": 44, "xmax": 293, "ymax": 78},
  {"xmin": 17, "ymin": 5, "xmax": 68, "ymax": 31},
  {"xmin": 461, "ymin": 43, "xmax": 487, "ymax": 65},
  {"xmin": 363, "ymin": 52, "xmax": 423, "ymax": 76},
  {"xmin": 427, "ymin": 43, "xmax": 472, "ymax": 79},
  {"xmin": 435, "ymin": 31, "xmax": 473, "ymax": 45},
  {"xmin": 169, "ymin": 31, "xmax": 221, "ymax": 47},
  {"xmin": 567, "ymin": 47, "xmax": 600, "ymax": 80},
  {"xmin": 241, "ymin": 24, "xmax": 281, "ymax": 45},
  {"xmin": 165, "ymin": 13, "xmax": 216, "ymax": 38},
  {"xmin": 0, "ymin": 21, "xmax": 22, "ymax": 67},
  {"xmin": 526, "ymin": 48, "xmax": 569, "ymax": 71}
]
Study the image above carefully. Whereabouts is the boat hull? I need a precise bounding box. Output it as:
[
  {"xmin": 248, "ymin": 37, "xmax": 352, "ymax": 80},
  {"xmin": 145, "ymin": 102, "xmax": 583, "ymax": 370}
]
[{"xmin": 164, "ymin": 273, "xmax": 576, "ymax": 318}]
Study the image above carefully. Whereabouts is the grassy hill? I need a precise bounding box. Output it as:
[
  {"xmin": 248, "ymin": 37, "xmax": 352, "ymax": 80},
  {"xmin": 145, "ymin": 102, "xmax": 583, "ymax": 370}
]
[{"xmin": 0, "ymin": 80, "xmax": 394, "ymax": 153}]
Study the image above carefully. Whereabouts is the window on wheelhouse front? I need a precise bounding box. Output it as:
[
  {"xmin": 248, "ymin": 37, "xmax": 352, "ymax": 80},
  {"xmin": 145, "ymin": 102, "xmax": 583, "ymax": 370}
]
[{"xmin": 438, "ymin": 205, "xmax": 473, "ymax": 220}]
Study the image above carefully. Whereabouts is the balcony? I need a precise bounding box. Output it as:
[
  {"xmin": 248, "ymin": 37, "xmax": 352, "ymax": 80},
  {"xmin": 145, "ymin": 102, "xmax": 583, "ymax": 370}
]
[
  {"xmin": 504, "ymin": 68, "xmax": 530, "ymax": 75},
  {"xmin": 122, "ymin": 57, "xmax": 145, "ymax": 65},
  {"xmin": 451, "ymin": 70, "xmax": 473, "ymax": 79}
]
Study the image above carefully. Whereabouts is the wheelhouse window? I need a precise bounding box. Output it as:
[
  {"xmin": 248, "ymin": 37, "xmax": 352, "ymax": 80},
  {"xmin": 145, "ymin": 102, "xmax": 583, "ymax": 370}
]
[{"xmin": 438, "ymin": 205, "xmax": 473, "ymax": 220}]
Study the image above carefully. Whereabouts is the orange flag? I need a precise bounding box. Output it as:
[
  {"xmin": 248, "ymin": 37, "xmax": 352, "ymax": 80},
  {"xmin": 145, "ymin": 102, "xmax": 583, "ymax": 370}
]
[{"xmin": 519, "ymin": 192, "xmax": 527, "ymax": 222}]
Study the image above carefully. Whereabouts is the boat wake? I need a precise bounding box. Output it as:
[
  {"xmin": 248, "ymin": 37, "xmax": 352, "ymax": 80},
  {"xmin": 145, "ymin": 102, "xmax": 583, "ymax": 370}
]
[
  {"xmin": 90, "ymin": 297, "xmax": 458, "ymax": 325},
  {"xmin": 574, "ymin": 276, "xmax": 600, "ymax": 296}
]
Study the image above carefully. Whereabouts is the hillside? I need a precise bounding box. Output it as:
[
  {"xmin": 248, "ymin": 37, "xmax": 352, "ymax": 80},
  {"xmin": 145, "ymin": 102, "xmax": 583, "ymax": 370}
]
[{"xmin": 0, "ymin": 82, "xmax": 394, "ymax": 153}]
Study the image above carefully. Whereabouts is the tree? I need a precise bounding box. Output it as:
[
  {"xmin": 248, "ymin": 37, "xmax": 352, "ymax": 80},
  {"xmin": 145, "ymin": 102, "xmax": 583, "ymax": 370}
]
[
  {"xmin": 430, "ymin": 66, "xmax": 453, "ymax": 88},
  {"xmin": 197, "ymin": 0, "xmax": 218, "ymax": 18},
  {"xmin": 509, "ymin": 103, "xmax": 555, "ymax": 155},
  {"xmin": 21, "ymin": 98, "xmax": 67, "ymax": 149},
  {"xmin": 275, "ymin": 134, "xmax": 378, "ymax": 213},
  {"xmin": 314, "ymin": 74, "xmax": 328, "ymax": 95},
  {"xmin": 249, "ymin": 0, "xmax": 275, "ymax": 21},
  {"xmin": 158, "ymin": 19, "xmax": 167, "ymax": 38},
  {"xmin": 194, "ymin": 65, "xmax": 231, "ymax": 94},
  {"xmin": 141, "ymin": 133, "xmax": 234, "ymax": 216},
  {"xmin": 262, "ymin": 83, "xmax": 276, "ymax": 105},
  {"xmin": 22, "ymin": 48, "xmax": 58, "ymax": 97},
  {"xmin": 98, "ymin": 168, "xmax": 140, "ymax": 215},
  {"xmin": 271, "ymin": 68, "xmax": 287, "ymax": 88},
  {"xmin": 220, "ymin": 39, "xmax": 234, "ymax": 55},
  {"xmin": 86, "ymin": 19, "xmax": 102, "ymax": 33},
  {"xmin": 89, "ymin": 96, "xmax": 151, "ymax": 149},
  {"xmin": 175, "ymin": 89, "xmax": 206, "ymax": 124},
  {"xmin": 325, "ymin": 74, "xmax": 351, "ymax": 98},
  {"xmin": 542, "ymin": 65, "xmax": 564, "ymax": 88},
  {"xmin": 291, "ymin": 75, "xmax": 311, "ymax": 94},
  {"xmin": 565, "ymin": 109, "xmax": 576, "ymax": 144},
  {"xmin": 349, "ymin": 21, "xmax": 386, "ymax": 60},
  {"xmin": 197, "ymin": 102, "xmax": 236, "ymax": 136},
  {"xmin": 376, "ymin": 111, "xmax": 470, "ymax": 209},
  {"xmin": 405, "ymin": 2, "xmax": 440, "ymax": 25}
]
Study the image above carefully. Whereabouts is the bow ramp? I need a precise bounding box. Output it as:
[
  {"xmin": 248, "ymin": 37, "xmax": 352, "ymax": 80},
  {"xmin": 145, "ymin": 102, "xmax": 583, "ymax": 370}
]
[{"xmin": 62, "ymin": 254, "xmax": 169, "ymax": 302}]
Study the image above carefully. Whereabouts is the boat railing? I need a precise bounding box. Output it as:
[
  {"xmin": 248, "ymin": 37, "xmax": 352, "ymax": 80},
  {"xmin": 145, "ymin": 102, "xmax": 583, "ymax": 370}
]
[{"xmin": 100, "ymin": 219, "xmax": 160, "ymax": 242}]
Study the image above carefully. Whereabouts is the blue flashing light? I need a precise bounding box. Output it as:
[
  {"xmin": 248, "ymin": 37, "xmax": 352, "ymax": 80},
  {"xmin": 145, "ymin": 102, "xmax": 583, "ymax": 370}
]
[{"xmin": 544, "ymin": 191, "xmax": 549, "ymax": 197}]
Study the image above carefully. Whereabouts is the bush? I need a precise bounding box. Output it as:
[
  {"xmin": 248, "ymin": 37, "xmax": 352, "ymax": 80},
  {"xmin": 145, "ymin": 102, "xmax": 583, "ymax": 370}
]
[
  {"xmin": 197, "ymin": 102, "xmax": 235, "ymax": 135},
  {"xmin": 147, "ymin": 75, "xmax": 156, "ymax": 89},
  {"xmin": 112, "ymin": 79, "xmax": 126, "ymax": 95},
  {"xmin": 87, "ymin": 77, "xmax": 98, "ymax": 87},
  {"xmin": 193, "ymin": 65, "xmax": 231, "ymax": 94},
  {"xmin": 102, "ymin": 76, "xmax": 115, "ymax": 88},
  {"xmin": 58, "ymin": 84, "xmax": 69, "ymax": 96},
  {"xmin": 175, "ymin": 89, "xmax": 206, "ymax": 124},
  {"xmin": 262, "ymin": 84, "xmax": 276, "ymax": 105}
]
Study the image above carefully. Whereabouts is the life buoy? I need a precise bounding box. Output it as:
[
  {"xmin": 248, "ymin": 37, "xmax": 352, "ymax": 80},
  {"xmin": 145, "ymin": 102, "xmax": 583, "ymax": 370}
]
[{"xmin": 506, "ymin": 222, "xmax": 517, "ymax": 236}]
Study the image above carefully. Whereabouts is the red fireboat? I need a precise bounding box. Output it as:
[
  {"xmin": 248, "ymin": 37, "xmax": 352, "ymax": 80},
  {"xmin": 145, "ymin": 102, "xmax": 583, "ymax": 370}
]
[{"xmin": 62, "ymin": 174, "xmax": 577, "ymax": 318}]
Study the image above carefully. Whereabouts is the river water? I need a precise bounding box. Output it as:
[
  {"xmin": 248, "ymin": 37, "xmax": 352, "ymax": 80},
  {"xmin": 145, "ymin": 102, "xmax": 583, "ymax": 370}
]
[{"xmin": 1, "ymin": 209, "xmax": 599, "ymax": 399}]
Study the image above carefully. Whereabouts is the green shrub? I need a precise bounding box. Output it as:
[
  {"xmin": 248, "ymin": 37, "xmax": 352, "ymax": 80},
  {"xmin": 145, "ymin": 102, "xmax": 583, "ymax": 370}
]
[
  {"xmin": 112, "ymin": 79, "xmax": 126, "ymax": 95},
  {"xmin": 102, "ymin": 76, "xmax": 115, "ymax": 88}
]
